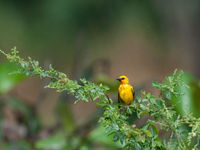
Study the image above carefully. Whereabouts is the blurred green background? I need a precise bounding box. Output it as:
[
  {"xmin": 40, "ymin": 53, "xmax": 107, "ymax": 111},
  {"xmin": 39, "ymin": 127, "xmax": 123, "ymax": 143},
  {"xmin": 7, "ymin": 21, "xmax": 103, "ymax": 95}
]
[{"xmin": 0, "ymin": 0, "xmax": 200, "ymax": 149}]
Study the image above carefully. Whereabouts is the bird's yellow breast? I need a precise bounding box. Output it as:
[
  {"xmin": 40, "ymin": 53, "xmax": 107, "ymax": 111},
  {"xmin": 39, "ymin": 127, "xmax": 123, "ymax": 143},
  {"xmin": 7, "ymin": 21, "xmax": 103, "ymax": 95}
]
[{"xmin": 118, "ymin": 84, "xmax": 134, "ymax": 105}]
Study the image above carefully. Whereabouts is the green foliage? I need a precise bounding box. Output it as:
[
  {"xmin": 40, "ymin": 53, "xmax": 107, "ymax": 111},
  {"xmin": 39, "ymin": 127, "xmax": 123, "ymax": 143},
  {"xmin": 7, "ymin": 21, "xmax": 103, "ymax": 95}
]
[
  {"xmin": 152, "ymin": 69, "xmax": 189, "ymax": 99},
  {"xmin": 171, "ymin": 72, "xmax": 200, "ymax": 117},
  {"xmin": 35, "ymin": 134, "xmax": 67, "ymax": 149},
  {"xmin": 0, "ymin": 62, "xmax": 25, "ymax": 94},
  {"xmin": 1, "ymin": 48, "xmax": 200, "ymax": 150}
]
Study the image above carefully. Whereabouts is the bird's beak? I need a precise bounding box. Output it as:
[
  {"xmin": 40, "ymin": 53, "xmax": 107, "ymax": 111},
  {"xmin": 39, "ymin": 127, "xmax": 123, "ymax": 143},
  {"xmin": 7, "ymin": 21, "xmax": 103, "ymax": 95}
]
[{"xmin": 116, "ymin": 78, "xmax": 122, "ymax": 81}]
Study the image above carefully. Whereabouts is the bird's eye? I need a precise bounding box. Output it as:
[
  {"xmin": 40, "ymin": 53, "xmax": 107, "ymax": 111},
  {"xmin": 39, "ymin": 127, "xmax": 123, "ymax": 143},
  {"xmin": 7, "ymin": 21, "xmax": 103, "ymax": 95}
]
[{"xmin": 121, "ymin": 78, "xmax": 125, "ymax": 80}]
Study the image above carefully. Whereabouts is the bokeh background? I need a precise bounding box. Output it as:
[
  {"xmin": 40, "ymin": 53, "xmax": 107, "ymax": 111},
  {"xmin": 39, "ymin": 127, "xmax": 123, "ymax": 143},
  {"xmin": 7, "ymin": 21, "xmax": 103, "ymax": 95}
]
[{"xmin": 0, "ymin": 0, "xmax": 200, "ymax": 149}]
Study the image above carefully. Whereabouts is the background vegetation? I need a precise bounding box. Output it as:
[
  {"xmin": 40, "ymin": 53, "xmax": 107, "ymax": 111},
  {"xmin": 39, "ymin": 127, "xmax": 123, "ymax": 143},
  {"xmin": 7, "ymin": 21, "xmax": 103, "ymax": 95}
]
[{"xmin": 0, "ymin": 1, "xmax": 200, "ymax": 150}]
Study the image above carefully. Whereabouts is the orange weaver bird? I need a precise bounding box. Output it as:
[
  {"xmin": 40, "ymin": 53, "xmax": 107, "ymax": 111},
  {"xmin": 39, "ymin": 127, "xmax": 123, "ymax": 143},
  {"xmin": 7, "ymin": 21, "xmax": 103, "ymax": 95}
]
[{"xmin": 116, "ymin": 75, "xmax": 135, "ymax": 105}]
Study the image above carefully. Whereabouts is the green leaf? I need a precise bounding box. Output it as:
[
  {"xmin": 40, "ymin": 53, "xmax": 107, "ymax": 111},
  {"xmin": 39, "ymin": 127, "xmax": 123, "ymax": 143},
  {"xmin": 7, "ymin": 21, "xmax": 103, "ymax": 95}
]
[
  {"xmin": 0, "ymin": 63, "xmax": 25, "ymax": 94},
  {"xmin": 152, "ymin": 81, "xmax": 160, "ymax": 89},
  {"xmin": 150, "ymin": 124, "xmax": 158, "ymax": 137},
  {"xmin": 147, "ymin": 93, "xmax": 151, "ymax": 99},
  {"xmin": 154, "ymin": 138, "xmax": 162, "ymax": 147},
  {"xmin": 171, "ymin": 72, "xmax": 200, "ymax": 117},
  {"xmin": 119, "ymin": 134, "xmax": 125, "ymax": 145},
  {"xmin": 135, "ymin": 142, "xmax": 142, "ymax": 150},
  {"xmin": 144, "ymin": 130, "xmax": 152, "ymax": 137},
  {"xmin": 113, "ymin": 133, "xmax": 119, "ymax": 142},
  {"xmin": 112, "ymin": 123, "xmax": 119, "ymax": 131}
]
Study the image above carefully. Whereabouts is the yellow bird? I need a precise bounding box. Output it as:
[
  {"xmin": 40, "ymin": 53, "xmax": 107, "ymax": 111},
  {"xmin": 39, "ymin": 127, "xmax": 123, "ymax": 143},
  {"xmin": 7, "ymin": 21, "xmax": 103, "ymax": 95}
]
[{"xmin": 116, "ymin": 75, "xmax": 135, "ymax": 105}]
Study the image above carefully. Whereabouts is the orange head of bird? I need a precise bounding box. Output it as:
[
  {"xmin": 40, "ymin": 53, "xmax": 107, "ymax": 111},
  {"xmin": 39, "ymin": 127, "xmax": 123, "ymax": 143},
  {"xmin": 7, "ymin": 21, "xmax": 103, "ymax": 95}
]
[{"xmin": 116, "ymin": 75, "xmax": 129, "ymax": 84}]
